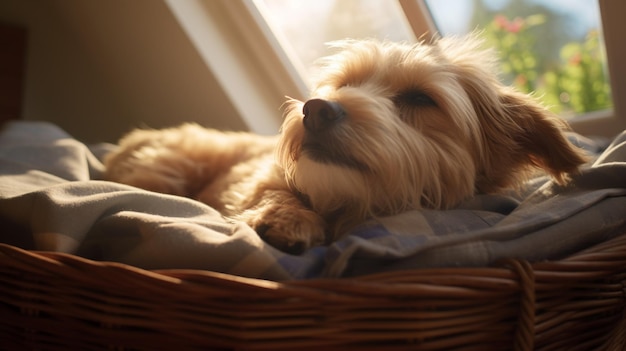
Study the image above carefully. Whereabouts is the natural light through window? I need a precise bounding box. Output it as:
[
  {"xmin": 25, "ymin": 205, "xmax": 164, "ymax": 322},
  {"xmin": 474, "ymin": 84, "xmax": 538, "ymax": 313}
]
[
  {"xmin": 254, "ymin": 0, "xmax": 415, "ymax": 81},
  {"xmin": 254, "ymin": 0, "xmax": 611, "ymax": 119},
  {"xmin": 426, "ymin": 0, "xmax": 611, "ymax": 118}
]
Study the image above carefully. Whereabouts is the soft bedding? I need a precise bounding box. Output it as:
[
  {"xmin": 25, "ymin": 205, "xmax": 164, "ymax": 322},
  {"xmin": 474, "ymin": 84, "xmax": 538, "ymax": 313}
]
[{"xmin": 1, "ymin": 121, "xmax": 625, "ymax": 280}]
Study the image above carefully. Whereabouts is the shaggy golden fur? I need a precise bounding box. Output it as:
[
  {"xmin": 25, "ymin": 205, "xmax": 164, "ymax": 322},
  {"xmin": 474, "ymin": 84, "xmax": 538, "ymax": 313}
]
[{"xmin": 104, "ymin": 35, "xmax": 587, "ymax": 254}]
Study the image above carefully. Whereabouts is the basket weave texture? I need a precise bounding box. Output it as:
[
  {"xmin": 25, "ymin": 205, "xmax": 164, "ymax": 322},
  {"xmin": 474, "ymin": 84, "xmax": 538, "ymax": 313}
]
[{"xmin": 1, "ymin": 233, "xmax": 625, "ymax": 351}]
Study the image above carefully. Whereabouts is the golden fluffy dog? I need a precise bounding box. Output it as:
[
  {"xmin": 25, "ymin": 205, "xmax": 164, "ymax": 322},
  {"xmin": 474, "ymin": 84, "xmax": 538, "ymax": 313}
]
[{"xmin": 104, "ymin": 35, "xmax": 586, "ymax": 254}]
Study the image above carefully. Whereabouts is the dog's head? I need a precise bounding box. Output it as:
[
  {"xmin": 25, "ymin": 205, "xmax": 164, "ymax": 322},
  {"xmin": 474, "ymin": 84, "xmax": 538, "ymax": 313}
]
[{"xmin": 277, "ymin": 35, "xmax": 586, "ymax": 230}]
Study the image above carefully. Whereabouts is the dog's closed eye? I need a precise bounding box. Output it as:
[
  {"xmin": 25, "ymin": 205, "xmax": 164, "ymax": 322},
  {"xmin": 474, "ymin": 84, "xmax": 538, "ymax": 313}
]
[{"xmin": 393, "ymin": 90, "xmax": 437, "ymax": 108}]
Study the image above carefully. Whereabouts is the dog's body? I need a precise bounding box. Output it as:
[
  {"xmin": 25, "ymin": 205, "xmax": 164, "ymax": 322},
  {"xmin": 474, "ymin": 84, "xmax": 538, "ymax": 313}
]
[{"xmin": 104, "ymin": 35, "xmax": 587, "ymax": 254}]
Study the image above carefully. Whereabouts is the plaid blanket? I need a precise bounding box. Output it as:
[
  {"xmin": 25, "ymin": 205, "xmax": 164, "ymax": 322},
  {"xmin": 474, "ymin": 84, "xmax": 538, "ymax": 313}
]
[{"xmin": 1, "ymin": 121, "xmax": 625, "ymax": 280}]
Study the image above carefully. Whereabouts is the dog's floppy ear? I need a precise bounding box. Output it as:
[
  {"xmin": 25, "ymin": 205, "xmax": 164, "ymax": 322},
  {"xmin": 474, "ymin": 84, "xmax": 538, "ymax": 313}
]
[
  {"xmin": 438, "ymin": 34, "xmax": 588, "ymax": 191},
  {"xmin": 498, "ymin": 89, "xmax": 587, "ymax": 180},
  {"xmin": 462, "ymin": 76, "xmax": 588, "ymax": 192}
]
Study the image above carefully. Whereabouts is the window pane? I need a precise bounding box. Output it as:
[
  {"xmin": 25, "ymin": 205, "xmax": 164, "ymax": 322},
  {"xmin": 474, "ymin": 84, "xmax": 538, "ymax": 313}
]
[
  {"xmin": 254, "ymin": 0, "xmax": 611, "ymax": 118},
  {"xmin": 254, "ymin": 0, "xmax": 415, "ymax": 84},
  {"xmin": 425, "ymin": 0, "xmax": 612, "ymax": 117}
]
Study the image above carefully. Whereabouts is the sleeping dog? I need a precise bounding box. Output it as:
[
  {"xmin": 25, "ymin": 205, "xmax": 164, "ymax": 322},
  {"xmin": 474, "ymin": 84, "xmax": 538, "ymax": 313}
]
[{"xmin": 104, "ymin": 35, "xmax": 586, "ymax": 254}]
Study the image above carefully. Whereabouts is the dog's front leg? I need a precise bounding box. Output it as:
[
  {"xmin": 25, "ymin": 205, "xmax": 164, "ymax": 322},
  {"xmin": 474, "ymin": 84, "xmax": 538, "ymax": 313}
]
[
  {"xmin": 208, "ymin": 171, "xmax": 326, "ymax": 254},
  {"xmin": 231, "ymin": 187, "xmax": 327, "ymax": 255},
  {"xmin": 190, "ymin": 158, "xmax": 327, "ymax": 255}
]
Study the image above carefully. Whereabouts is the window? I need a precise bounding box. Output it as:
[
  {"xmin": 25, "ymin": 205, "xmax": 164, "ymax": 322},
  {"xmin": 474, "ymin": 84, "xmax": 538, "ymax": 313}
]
[
  {"xmin": 426, "ymin": 0, "xmax": 610, "ymax": 119},
  {"xmin": 253, "ymin": 0, "xmax": 416, "ymax": 81},
  {"xmin": 249, "ymin": 0, "xmax": 624, "ymax": 137}
]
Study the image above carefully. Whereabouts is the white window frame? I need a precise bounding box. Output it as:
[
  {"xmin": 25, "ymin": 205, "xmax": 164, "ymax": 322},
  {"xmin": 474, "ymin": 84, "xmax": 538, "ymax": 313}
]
[
  {"xmin": 164, "ymin": 0, "xmax": 308, "ymax": 135},
  {"xmin": 570, "ymin": 0, "xmax": 625, "ymax": 137},
  {"xmin": 167, "ymin": 0, "xmax": 624, "ymax": 138}
]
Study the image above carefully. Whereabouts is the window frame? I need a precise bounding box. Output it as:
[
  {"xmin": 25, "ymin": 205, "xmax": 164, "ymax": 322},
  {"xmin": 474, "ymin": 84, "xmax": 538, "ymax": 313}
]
[
  {"xmin": 168, "ymin": 0, "xmax": 625, "ymax": 138},
  {"xmin": 568, "ymin": 0, "xmax": 625, "ymax": 137},
  {"xmin": 164, "ymin": 0, "xmax": 308, "ymax": 135}
]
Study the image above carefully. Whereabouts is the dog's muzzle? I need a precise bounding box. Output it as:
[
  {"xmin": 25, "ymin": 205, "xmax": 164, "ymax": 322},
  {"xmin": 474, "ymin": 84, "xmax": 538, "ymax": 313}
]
[
  {"xmin": 302, "ymin": 99, "xmax": 345, "ymax": 133},
  {"xmin": 300, "ymin": 99, "xmax": 369, "ymax": 171}
]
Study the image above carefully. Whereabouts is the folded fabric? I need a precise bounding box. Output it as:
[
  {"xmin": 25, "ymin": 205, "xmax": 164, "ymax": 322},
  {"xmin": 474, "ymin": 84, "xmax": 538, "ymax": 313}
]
[{"xmin": 1, "ymin": 121, "xmax": 625, "ymax": 280}]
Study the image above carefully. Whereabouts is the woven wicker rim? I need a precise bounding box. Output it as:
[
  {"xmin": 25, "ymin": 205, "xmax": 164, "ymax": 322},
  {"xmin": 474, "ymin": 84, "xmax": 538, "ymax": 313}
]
[{"xmin": 1, "ymin": 233, "xmax": 625, "ymax": 350}]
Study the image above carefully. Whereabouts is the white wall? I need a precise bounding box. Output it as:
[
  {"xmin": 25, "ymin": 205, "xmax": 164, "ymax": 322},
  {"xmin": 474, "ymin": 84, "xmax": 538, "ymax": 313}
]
[{"xmin": 0, "ymin": 0, "xmax": 251, "ymax": 143}]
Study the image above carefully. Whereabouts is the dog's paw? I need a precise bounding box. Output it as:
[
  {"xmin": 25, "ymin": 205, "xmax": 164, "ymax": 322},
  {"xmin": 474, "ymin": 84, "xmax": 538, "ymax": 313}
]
[{"xmin": 247, "ymin": 206, "xmax": 327, "ymax": 255}]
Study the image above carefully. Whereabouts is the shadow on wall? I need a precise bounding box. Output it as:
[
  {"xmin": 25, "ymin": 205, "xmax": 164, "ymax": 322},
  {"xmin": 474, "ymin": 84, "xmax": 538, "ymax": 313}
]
[{"xmin": 0, "ymin": 0, "xmax": 247, "ymax": 143}]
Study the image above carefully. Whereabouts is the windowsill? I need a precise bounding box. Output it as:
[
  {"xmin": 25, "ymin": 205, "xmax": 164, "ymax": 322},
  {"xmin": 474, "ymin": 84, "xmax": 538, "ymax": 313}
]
[{"xmin": 569, "ymin": 109, "xmax": 625, "ymax": 138}]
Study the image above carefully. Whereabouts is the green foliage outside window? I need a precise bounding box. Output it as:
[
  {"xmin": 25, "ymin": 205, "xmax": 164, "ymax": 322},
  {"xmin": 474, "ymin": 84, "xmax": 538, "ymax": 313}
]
[{"xmin": 482, "ymin": 14, "xmax": 612, "ymax": 117}]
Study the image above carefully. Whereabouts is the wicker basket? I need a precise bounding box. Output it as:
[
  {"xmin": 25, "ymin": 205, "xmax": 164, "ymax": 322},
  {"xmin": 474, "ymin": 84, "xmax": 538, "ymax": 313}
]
[{"xmin": 1, "ymin": 231, "xmax": 625, "ymax": 351}]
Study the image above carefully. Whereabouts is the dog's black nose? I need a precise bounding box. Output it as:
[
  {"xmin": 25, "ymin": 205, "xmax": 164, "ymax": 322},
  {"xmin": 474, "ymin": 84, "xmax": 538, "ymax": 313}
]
[{"xmin": 302, "ymin": 99, "xmax": 345, "ymax": 132}]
